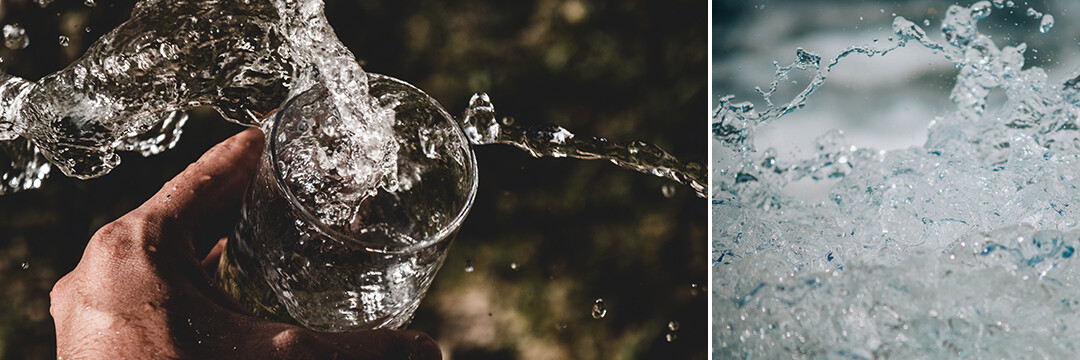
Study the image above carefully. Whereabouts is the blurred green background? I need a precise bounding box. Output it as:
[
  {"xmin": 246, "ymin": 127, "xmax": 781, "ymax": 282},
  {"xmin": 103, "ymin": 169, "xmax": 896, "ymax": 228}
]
[{"xmin": 0, "ymin": 0, "xmax": 706, "ymax": 359}]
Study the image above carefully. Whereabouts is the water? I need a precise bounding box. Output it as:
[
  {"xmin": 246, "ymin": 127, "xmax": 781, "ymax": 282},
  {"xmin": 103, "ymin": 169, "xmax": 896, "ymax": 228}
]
[
  {"xmin": 0, "ymin": 0, "xmax": 705, "ymax": 356},
  {"xmin": 0, "ymin": 0, "xmax": 703, "ymax": 198},
  {"xmin": 591, "ymin": 298, "xmax": 607, "ymax": 319},
  {"xmin": 714, "ymin": 2, "xmax": 1080, "ymax": 358},
  {"xmin": 0, "ymin": 0, "xmax": 703, "ymax": 340},
  {"xmin": 0, "ymin": 0, "xmax": 293, "ymax": 185},
  {"xmin": 3, "ymin": 24, "xmax": 29, "ymax": 50},
  {"xmin": 218, "ymin": 74, "xmax": 476, "ymax": 332},
  {"xmin": 461, "ymin": 93, "xmax": 706, "ymax": 197}
]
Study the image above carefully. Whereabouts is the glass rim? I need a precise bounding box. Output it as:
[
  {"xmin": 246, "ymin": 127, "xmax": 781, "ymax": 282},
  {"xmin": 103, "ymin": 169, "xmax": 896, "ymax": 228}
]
[{"xmin": 267, "ymin": 74, "xmax": 479, "ymax": 254}]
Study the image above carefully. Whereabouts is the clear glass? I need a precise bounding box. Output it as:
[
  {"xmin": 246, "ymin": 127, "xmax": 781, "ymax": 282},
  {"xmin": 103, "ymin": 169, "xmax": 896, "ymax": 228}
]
[{"xmin": 217, "ymin": 74, "xmax": 478, "ymax": 332}]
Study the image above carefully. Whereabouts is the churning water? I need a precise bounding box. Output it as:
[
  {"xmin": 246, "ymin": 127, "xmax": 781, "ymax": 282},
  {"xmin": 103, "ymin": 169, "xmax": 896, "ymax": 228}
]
[{"xmin": 713, "ymin": 1, "xmax": 1080, "ymax": 358}]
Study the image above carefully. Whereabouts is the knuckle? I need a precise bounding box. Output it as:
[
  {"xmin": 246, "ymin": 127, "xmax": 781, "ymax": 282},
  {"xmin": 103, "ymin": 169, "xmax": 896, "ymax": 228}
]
[
  {"xmin": 272, "ymin": 327, "xmax": 315, "ymax": 346},
  {"xmin": 80, "ymin": 214, "xmax": 161, "ymax": 278},
  {"xmin": 49, "ymin": 274, "xmax": 71, "ymax": 309},
  {"xmin": 272, "ymin": 328, "xmax": 322, "ymax": 358},
  {"xmin": 87, "ymin": 215, "xmax": 156, "ymax": 259}
]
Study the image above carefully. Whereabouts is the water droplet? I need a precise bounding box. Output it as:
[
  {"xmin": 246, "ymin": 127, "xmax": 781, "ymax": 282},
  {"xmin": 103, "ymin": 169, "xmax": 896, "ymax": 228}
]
[
  {"xmin": 668, "ymin": 321, "xmax": 680, "ymax": 331},
  {"xmin": 1006, "ymin": 1, "xmax": 1014, "ymax": 7},
  {"xmin": 557, "ymin": 322, "xmax": 568, "ymax": 330},
  {"xmin": 992, "ymin": 0, "xmax": 1005, "ymax": 8},
  {"xmin": 35, "ymin": 0, "xmax": 53, "ymax": 7},
  {"xmin": 1026, "ymin": 7, "xmax": 1041, "ymax": 18},
  {"xmin": 665, "ymin": 333, "xmax": 678, "ymax": 342},
  {"xmin": 20, "ymin": 261, "xmax": 29, "ymax": 270},
  {"xmin": 84, "ymin": 0, "xmax": 95, "ymax": 7},
  {"xmin": 464, "ymin": 260, "xmax": 474, "ymax": 273},
  {"xmin": 795, "ymin": 48, "xmax": 820, "ymax": 67},
  {"xmin": 84, "ymin": 27, "xmax": 91, "ymax": 33},
  {"xmin": 58, "ymin": 35, "xmax": 69, "ymax": 47},
  {"xmin": 971, "ymin": 1, "xmax": 992, "ymax": 20},
  {"xmin": 1039, "ymin": 14, "xmax": 1054, "ymax": 33},
  {"xmin": 661, "ymin": 184, "xmax": 676, "ymax": 198},
  {"xmin": 591, "ymin": 298, "xmax": 607, "ymax": 319},
  {"xmin": 923, "ymin": 19, "xmax": 931, "ymax": 27},
  {"xmin": 509, "ymin": 262, "xmax": 519, "ymax": 270},
  {"xmin": 499, "ymin": 117, "xmax": 514, "ymax": 126},
  {"xmin": 165, "ymin": 194, "xmax": 172, "ymax": 201},
  {"xmin": 3, "ymin": 24, "xmax": 29, "ymax": 50}
]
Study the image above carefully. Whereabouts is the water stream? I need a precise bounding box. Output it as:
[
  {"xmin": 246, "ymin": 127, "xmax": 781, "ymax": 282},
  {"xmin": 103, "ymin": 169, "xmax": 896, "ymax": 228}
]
[{"xmin": 0, "ymin": 0, "xmax": 704, "ymax": 198}]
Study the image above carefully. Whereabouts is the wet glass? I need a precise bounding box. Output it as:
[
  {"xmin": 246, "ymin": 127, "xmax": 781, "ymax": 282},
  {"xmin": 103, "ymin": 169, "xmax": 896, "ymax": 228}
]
[{"xmin": 217, "ymin": 74, "xmax": 478, "ymax": 332}]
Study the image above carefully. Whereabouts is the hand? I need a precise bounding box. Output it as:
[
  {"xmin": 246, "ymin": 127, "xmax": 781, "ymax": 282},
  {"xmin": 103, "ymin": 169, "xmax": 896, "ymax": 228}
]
[{"xmin": 50, "ymin": 128, "xmax": 441, "ymax": 360}]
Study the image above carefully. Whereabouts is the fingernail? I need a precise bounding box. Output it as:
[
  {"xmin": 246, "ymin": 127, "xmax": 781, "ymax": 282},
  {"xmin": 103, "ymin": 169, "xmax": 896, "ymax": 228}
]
[{"xmin": 415, "ymin": 334, "xmax": 441, "ymax": 360}]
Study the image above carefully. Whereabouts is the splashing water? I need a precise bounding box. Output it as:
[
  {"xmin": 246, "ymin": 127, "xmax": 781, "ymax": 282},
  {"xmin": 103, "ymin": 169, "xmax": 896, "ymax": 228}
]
[
  {"xmin": 714, "ymin": 2, "xmax": 1080, "ymax": 358},
  {"xmin": 0, "ymin": 0, "xmax": 397, "ymax": 201},
  {"xmin": 591, "ymin": 298, "xmax": 607, "ymax": 319},
  {"xmin": 461, "ymin": 93, "xmax": 705, "ymax": 197},
  {"xmin": 3, "ymin": 24, "xmax": 29, "ymax": 50},
  {"xmin": 0, "ymin": 0, "xmax": 702, "ymax": 200}
]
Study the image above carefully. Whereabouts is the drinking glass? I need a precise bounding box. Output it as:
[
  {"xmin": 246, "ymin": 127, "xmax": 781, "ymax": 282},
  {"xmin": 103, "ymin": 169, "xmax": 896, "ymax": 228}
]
[{"xmin": 216, "ymin": 74, "xmax": 478, "ymax": 332}]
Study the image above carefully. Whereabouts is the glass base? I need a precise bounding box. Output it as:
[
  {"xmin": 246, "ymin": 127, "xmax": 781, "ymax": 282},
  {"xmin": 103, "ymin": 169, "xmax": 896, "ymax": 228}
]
[{"xmin": 216, "ymin": 243, "xmax": 297, "ymax": 326}]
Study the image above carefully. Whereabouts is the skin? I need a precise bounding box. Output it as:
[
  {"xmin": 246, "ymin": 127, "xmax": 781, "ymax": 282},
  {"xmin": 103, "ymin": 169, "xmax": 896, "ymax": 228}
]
[{"xmin": 50, "ymin": 128, "xmax": 441, "ymax": 360}]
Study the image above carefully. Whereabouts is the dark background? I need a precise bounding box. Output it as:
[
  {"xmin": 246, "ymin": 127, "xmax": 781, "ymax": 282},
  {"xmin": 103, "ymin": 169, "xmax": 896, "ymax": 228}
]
[{"xmin": 0, "ymin": 0, "xmax": 706, "ymax": 359}]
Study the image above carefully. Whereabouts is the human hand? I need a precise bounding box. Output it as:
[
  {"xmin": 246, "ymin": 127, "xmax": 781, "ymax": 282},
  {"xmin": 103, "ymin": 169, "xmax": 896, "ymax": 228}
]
[{"xmin": 50, "ymin": 128, "xmax": 441, "ymax": 360}]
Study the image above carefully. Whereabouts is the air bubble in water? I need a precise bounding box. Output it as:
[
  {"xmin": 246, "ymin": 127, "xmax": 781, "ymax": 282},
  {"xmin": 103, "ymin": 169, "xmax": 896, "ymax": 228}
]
[
  {"xmin": 3, "ymin": 24, "xmax": 29, "ymax": 50},
  {"xmin": 1039, "ymin": 14, "xmax": 1054, "ymax": 33},
  {"xmin": 668, "ymin": 321, "xmax": 680, "ymax": 331},
  {"xmin": 661, "ymin": 184, "xmax": 676, "ymax": 198},
  {"xmin": 591, "ymin": 298, "xmax": 607, "ymax": 319},
  {"xmin": 971, "ymin": 1, "xmax": 992, "ymax": 20},
  {"xmin": 58, "ymin": 36, "xmax": 69, "ymax": 47}
]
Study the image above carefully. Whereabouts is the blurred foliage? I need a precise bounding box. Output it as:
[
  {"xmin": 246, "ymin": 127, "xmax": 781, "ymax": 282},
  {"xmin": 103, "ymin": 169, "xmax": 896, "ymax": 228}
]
[{"xmin": 0, "ymin": 0, "xmax": 705, "ymax": 359}]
